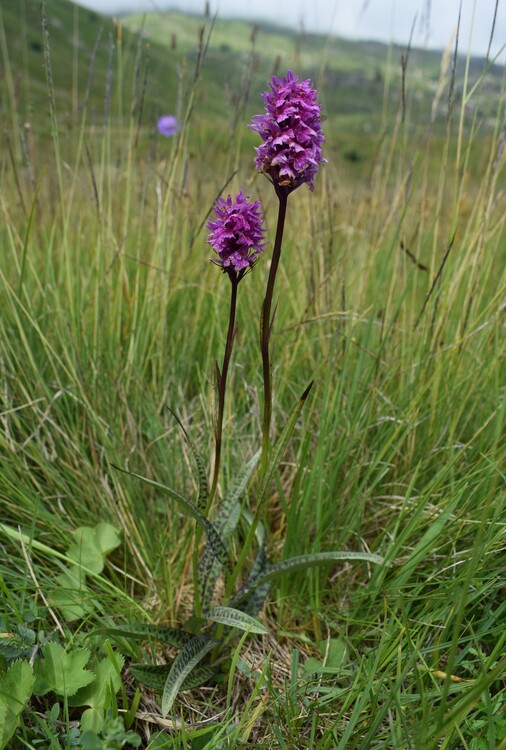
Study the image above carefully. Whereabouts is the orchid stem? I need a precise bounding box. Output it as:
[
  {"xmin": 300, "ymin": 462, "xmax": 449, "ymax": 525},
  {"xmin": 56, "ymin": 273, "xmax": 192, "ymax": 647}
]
[
  {"xmin": 208, "ymin": 273, "xmax": 239, "ymax": 510},
  {"xmin": 260, "ymin": 187, "xmax": 288, "ymax": 476}
]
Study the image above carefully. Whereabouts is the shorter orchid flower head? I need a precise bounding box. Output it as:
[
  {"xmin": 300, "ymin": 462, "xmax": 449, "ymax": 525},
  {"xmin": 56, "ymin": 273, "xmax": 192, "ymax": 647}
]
[
  {"xmin": 207, "ymin": 191, "xmax": 267, "ymax": 280},
  {"xmin": 249, "ymin": 70, "xmax": 326, "ymax": 193}
]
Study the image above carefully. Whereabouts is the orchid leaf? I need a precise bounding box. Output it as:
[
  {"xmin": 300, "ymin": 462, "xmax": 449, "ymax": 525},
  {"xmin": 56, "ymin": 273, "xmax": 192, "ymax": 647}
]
[
  {"xmin": 232, "ymin": 545, "xmax": 271, "ymax": 616},
  {"xmin": 230, "ymin": 510, "xmax": 270, "ymax": 616},
  {"xmin": 206, "ymin": 606, "xmax": 268, "ymax": 635},
  {"xmin": 199, "ymin": 451, "xmax": 261, "ymax": 611},
  {"xmin": 162, "ymin": 634, "xmax": 218, "ymax": 716},
  {"xmin": 237, "ymin": 551, "xmax": 386, "ymax": 600},
  {"xmin": 213, "ymin": 450, "xmax": 262, "ymax": 535},
  {"xmin": 130, "ymin": 662, "xmax": 215, "ymax": 692},
  {"xmin": 95, "ymin": 623, "xmax": 193, "ymax": 649}
]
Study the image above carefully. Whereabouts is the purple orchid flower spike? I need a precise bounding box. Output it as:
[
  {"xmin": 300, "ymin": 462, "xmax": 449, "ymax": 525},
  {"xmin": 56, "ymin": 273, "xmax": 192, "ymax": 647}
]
[
  {"xmin": 207, "ymin": 191, "xmax": 267, "ymax": 280},
  {"xmin": 206, "ymin": 191, "xmax": 266, "ymax": 502},
  {"xmin": 249, "ymin": 70, "xmax": 326, "ymax": 193}
]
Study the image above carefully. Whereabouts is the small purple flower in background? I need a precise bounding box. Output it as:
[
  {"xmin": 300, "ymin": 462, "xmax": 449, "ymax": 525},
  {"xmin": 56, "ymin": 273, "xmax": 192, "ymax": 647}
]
[
  {"xmin": 207, "ymin": 191, "xmax": 267, "ymax": 276},
  {"xmin": 157, "ymin": 115, "xmax": 180, "ymax": 137},
  {"xmin": 249, "ymin": 70, "xmax": 326, "ymax": 192}
]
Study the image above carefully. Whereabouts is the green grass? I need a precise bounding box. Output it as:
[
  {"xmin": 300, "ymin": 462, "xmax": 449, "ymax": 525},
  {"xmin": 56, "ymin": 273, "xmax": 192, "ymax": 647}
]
[{"xmin": 0, "ymin": 0, "xmax": 505, "ymax": 748}]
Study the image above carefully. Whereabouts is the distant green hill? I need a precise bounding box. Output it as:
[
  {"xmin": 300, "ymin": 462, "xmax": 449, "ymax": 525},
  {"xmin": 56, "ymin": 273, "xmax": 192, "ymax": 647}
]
[
  {"xmin": 0, "ymin": 0, "xmax": 181, "ymax": 127},
  {"xmin": 0, "ymin": 0, "xmax": 502, "ymax": 140}
]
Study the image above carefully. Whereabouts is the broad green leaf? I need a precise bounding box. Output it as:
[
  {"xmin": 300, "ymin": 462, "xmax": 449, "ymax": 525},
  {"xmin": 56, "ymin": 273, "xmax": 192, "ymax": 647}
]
[
  {"xmin": 95, "ymin": 623, "xmax": 193, "ymax": 649},
  {"xmin": 51, "ymin": 567, "xmax": 91, "ymax": 621},
  {"xmin": 33, "ymin": 642, "xmax": 95, "ymax": 698},
  {"xmin": 258, "ymin": 382, "xmax": 313, "ymax": 504},
  {"xmin": 0, "ymin": 706, "xmax": 6, "ymax": 750},
  {"xmin": 68, "ymin": 523, "xmax": 120, "ymax": 575},
  {"xmin": 238, "ymin": 551, "xmax": 385, "ymax": 599},
  {"xmin": 94, "ymin": 522, "xmax": 122, "ymax": 556},
  {"xmin": 303, "ymin": 638, "xmax": 348, "ymax": 676},
  {"xmin": 206, "ymin": 606, "xmax": 268, "ymax": 635},
  {"xmin": 68, "ymin": 650, "xmax": 125, "ymax": 733},
  {"xmin": 199, "ymin": 451, "xmax": 261, "ymax": 611},
  {"xmin": 320, "ymin": 637, "xmax": 348, "ymax": 669},
  {"xmin": 130, "ymin": 662, "xmax": 215, "ymax": 692},
  {"xmin": 161, "ymin": 634, "xmax": 218, "ymax": 716},
  {"xmin": 165, "ymin": 407, "xmax": 209, "ymax": 513},
  {"xmin": 0, "ymin": 659, "xmax": 35, "ymax": 750},
  {"xmin": 113, "ymin": 465, "xmax": 231, "ymax": 572}
]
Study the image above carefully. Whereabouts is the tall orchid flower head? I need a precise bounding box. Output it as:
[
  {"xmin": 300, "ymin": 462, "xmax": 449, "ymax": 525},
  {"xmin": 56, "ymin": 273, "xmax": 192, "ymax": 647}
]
[
  {"xmin": 249, "ymin": 70, "xmax": 326, "ymax": 193},
  {"xmin": 207, "ymin": 191, "xmax": 267, "ymax": 279}
]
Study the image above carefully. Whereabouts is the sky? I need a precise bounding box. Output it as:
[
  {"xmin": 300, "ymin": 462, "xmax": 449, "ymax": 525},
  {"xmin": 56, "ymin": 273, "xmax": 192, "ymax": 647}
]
[{"xmin": 74, "ymin": 0, "xmax": 506, "ymax": 61}]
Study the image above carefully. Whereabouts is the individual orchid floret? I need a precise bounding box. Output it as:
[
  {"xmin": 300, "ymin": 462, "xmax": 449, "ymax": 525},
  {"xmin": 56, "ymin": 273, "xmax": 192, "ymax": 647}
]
[
  {"xmin": 207, "ymin": 191, "xmax": 267, "ymax": 277},
  {"xmin": 249, "ymin": 70, "xmax": 326, "ymax": 192}
]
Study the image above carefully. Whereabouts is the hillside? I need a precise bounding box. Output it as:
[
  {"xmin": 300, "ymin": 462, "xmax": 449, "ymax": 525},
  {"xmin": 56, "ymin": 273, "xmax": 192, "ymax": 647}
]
[
  {"xmin": 1, "ymin": 0, "xmax": 502, "ymax": 140},
  {"xmin": 0, "ymin": 0, "xmax": 181, "ymax": 126}
]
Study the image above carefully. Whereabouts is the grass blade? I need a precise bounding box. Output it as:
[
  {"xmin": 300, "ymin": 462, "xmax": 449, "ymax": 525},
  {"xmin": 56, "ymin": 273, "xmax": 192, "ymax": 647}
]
[
  {"xmin": 258, "ymin": 382, "xmax": 313, "ymax": 505},
  {"xmin": 112, "ymin": 465, "xmax": 231, "ymax": 572},
  {"xmin": 165, "ymin": 406, "xmax": 209, "ymax": 513}
]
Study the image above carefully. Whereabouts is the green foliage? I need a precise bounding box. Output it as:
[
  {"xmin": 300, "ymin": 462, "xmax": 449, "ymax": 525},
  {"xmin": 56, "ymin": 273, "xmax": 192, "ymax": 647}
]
[
  {"xmin": 51, "ymin": 567, "xmax": 92, "ymax": 621},
  {"xmin": 0, "ymin": 660, "xmax": 35, "ymax": 750},
  {"xmin": 33, "ymin": 642, "xmax": 95, "ymax": 697},
  {"xmin": 0, "ymin": 621, "xmax": 47, "ymax": 664},
  {"xmin": 50, "ymin": 522, "xmax": 121, "ymax": 620},
  {"xmin": 113, "ymin": 467, "xmax": 232, "ymax": 573},
  {"xmin": 80, "ymin": 712, "xmax": 141, "ymax": 750},
  {"xmin": 302, "ymin": 637, "xmax": 348, "ymax": 676},
  {"xmin": 67, "ymin": 523, "xmax": 122, "ymax": 575},
  {"xmin": 257, "ymin": 382, "xmax": 313, "ymax": 504},
  {"xmin": 68, "ymin": 650, "xmax": 125, "ymax": 732}
]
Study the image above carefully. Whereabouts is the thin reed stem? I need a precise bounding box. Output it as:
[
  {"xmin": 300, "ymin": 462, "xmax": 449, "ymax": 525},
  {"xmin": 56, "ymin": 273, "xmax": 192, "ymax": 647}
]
[{"xmin": 260, "ymin": 188, "xmax": 288, "ymax": 475}]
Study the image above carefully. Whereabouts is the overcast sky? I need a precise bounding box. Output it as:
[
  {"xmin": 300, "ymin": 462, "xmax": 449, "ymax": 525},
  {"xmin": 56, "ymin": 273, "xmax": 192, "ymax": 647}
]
[{"xmin": 74, "ymin": 0, "xmax": 506, "ymax": 60}]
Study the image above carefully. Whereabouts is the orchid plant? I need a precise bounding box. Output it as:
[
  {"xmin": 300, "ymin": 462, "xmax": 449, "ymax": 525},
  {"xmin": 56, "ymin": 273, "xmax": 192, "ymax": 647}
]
[{"xmin": 110, "ymin": 71, "xmax": 384, "ymax": 717}]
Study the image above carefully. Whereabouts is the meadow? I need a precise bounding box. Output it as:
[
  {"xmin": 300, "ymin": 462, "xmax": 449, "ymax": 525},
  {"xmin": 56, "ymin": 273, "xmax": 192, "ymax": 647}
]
[{"xmin": 0, "ymin": 0, "xmax": 505, "ymax": 748}]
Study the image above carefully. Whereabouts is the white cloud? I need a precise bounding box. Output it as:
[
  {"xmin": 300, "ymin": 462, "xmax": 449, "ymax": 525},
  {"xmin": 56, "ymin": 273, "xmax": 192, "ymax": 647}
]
[{"xmin": 75, "ymin": 0, "xmax": 506, "ymax": 59}]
